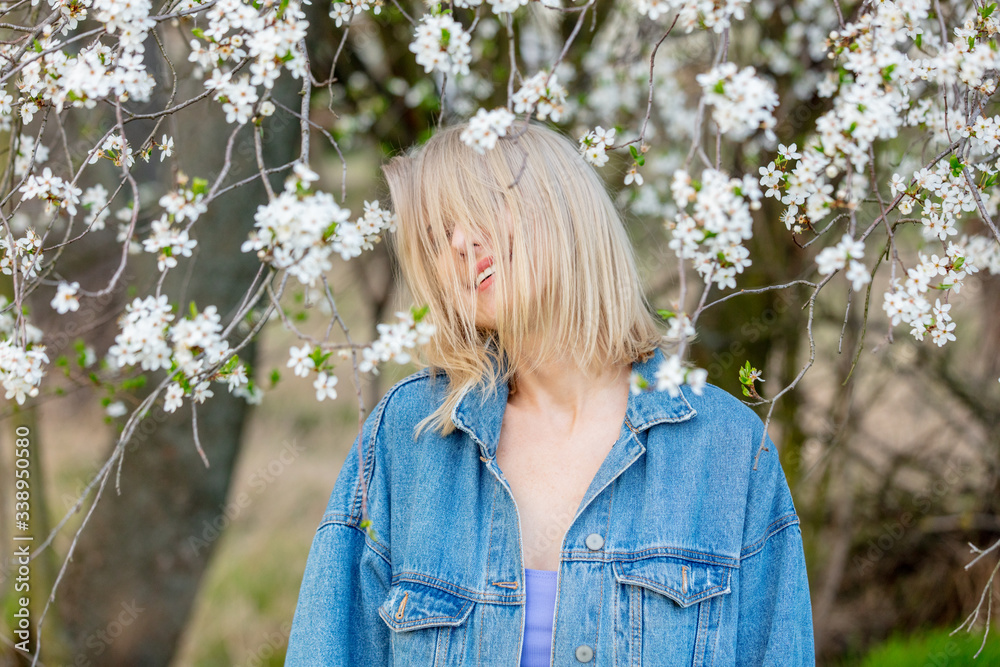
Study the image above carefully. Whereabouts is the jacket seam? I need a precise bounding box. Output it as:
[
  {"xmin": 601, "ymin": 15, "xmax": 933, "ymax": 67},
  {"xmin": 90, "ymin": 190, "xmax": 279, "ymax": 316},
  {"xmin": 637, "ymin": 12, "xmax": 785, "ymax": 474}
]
[
  {"xmin": 315, "ymin": 519, "xmax": 392, "ymax": 568},
  {"xmin": 564, "ymin": 547, "xmax": 739, "ymax": 567},
  {"xmin": 347, "ymin": 368, "xmax": 434, "ymax": 528},
  {"xmin": 739, "ymin": 512, "xmax": 800, "ymax": 560},
  {"xmin": 391, "ymin": 571, "xmax": 524, "ymax": 603}
]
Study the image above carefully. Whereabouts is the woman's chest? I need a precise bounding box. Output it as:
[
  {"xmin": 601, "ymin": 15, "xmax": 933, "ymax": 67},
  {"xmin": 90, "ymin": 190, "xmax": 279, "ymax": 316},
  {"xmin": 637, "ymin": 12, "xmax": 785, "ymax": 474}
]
[{"xmin": 494, "ymin": 412, "xmax": 623, "ymax": 571}]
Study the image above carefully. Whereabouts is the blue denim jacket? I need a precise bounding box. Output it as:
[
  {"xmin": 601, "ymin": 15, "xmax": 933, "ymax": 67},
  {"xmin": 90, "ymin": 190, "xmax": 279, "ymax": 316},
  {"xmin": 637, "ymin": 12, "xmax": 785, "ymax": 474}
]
[{"xmin": 285, "ymin": 349, "xmax": 815, "ymax": 665}]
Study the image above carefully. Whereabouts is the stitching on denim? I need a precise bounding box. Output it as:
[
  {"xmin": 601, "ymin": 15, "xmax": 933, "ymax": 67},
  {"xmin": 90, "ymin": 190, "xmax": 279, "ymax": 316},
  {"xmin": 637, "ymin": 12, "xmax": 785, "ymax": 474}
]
[
  {"xmin": 348, "ymin": 369, "xmax": 432, "ymax": 523},
  {"xmin": 613, "ymin": 573, "xmax": 620, "ymax": 667},
  {"xmin": 739, "ymin": 512, "xmax": 800, "ymax": 559},
  {"xmin": 694, "ymin": 594, "xmax": 710, "ymax": 664},
  {"xmin": 632, "ymin": 584, "xmax": 641, "ymax": 667},
  {"xmin": 395, "ymin": 591, "xmax": 409, "ymax": 620},
  {"xmin": 484, "ymin": 481, "xmax": 499, "ymax": 591},
  {"xmin": 491, "ymin": 580, "xmax": 518, "ymax": 589},
  {"xmin": 567, "ymin": 546, "xmax": 740, "ymax": 567},
  {"xmin": 709, "ymin": 587, "xmax": 724, "ymax": 667},
  {"xmin": 382, "ymin": 608, "xmax": 471, "ymax": 629},
  {"xmin": 618, "ymin": 573, "xmax": 729, "ymax": 605},
  {"xmin": 477, "ymin": 587, "xmax": 485, "ymax": 666},
  {"xmin": 392, "ymin": 572, "xmax": 522, "ymax": 602},
  {"xmin": 436, "ymin": 627, "xmax": 448, "ymax": 665}
]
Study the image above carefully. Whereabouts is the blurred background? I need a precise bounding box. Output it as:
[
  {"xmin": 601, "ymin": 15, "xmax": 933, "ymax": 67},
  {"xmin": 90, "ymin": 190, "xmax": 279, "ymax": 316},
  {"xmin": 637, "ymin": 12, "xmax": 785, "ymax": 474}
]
[{"xmin": 2, "ymin": 1, "xmax": 1000, "ymax": 665}]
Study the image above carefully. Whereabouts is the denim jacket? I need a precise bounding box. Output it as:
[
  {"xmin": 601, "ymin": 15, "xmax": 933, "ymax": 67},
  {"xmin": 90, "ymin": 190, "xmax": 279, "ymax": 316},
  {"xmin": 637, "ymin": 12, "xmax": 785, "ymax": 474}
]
[{"xmin": 285, "ymin": 349, "xmax": 815, "ymax": 665}]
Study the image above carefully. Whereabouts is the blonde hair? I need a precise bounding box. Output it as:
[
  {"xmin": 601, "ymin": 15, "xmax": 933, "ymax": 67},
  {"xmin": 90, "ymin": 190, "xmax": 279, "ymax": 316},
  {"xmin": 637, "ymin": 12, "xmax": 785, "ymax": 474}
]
[{"xmin": 382, "ymin": 121, "xmax": 662, "ymax": 436}]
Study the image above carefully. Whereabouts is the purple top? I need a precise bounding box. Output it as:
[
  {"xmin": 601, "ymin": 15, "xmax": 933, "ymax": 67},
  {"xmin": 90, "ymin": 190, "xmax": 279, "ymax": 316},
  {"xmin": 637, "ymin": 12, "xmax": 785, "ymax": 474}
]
[{"xmin": 520, "ymin": 568, "xmax": 558, "ymax": 667}]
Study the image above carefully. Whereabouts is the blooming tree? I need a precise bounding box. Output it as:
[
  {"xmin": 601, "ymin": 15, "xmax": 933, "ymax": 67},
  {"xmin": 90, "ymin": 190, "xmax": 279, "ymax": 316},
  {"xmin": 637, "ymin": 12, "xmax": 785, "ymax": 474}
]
[{"xmin": 2, "ymin": 0, "xmax": 1000, "ymax": 661}]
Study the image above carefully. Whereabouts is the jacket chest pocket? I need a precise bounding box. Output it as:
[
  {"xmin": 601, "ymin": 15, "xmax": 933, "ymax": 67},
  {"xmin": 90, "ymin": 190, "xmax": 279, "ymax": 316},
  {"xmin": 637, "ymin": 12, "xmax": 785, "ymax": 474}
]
[
  {"xmin": 612, "ymin": 557, "xmax": 733, "ymax": 667},
  {"xmin": 378, "ymin": 580, "xmax": 475, "ymax": 666}
]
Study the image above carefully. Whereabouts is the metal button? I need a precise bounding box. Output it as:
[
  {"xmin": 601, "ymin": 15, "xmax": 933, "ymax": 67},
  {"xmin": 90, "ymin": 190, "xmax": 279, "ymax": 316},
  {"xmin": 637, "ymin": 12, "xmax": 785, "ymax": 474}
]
[
  {"xmin": 575, "ymin": 644, "xmax": 594, "ymax": 662},
  {"xmin": 585, "ymin": 533, "xmax": 604, "ymax": 550}
]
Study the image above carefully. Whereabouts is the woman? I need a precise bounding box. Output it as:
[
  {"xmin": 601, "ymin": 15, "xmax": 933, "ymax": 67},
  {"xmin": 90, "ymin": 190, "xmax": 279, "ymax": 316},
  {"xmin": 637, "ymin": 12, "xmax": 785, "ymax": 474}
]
[{"xmin": 284, "ymin": 122, "xmax": 814, "ymax": 665}]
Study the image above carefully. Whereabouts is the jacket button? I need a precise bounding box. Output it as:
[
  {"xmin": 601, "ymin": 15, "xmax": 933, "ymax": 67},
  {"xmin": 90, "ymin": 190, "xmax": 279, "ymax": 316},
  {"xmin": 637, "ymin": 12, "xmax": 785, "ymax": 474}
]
[
  {"xmin": 585, "ymin": 533, "xmax": 604, "ymax": 550},
  {"xmin": 575, "ymin": 644, "xmax": 594, "ymax": 662}
]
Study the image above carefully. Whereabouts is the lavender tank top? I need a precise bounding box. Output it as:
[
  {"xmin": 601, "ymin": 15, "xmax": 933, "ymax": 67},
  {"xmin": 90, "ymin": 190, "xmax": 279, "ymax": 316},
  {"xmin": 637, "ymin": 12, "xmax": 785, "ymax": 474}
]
[{"xmin": 520, "ymin": 568, "xmax": 558, "ymax": 666}]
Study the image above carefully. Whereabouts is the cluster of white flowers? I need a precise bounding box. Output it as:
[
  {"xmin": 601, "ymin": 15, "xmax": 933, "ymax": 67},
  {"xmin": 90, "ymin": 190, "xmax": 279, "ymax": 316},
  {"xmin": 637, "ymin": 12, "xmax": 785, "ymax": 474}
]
[
  {"xmin": 0, "ymin": 339, "xmax": 48, "ymax": 405},
  {"xmin": 696, "ymin": 64, "xmax": 778, "ymax": 141},
  {"xmin": 358, "ymin": 310, "xmax": 436, "ymax": 373},
  {"xmin": 88, "ymin": 134, "xmax": 135, "ymax": 169},
  {"xmin": 667, "ymin": 169, "xmax": 761, "ymax": 290},
  {"xmin": 409, "ymin": 13, "xmax": 472, "ymax": 77},
  {"xmin": 903, "ymin": 161, "xmax": 988, "ymax": 243},
  {"xmin": 0, "ymin": 293, "xmax": 45, "ymax": 404},
  {"xmin": 170, "ymin": 305, "xmax": 232, "ymax": 378},
  {"xmin": 965, "ymin": 115, "xmax": 1000, "ymax": 156},
  {"xmin": 205, "ymin": 71, "xmax": 260, "ymax": 125},
  {"xmin": 512, "ymin": 71, "xmax": 567, "ymax": 122},
  {"xmin": 331, "ymin": 200, "xmax": 397, "ymax": 260},
  {"xmin": 243, "ymin": 164, "xmax": 393, "ymax": 285},
  {"xmin": 159, "ymin": 187, "xmax": 208, "ymax": 224},
  {"xmin": 459, "ymin": 107, "xmax": 515, "ymax": 154},
  {"xmin": 328, "ymin": 0, "xmax": 382, "ymax": 28},
  {"xmin": 93, "ymin": 0, "xmax": 155, "ymax": 52},
  {"xmin": 965, "ymin": 234, "xmax": 1000, "ymax": 275},
  {"xmin": 109, "ymin": 294, "xmax": 247, "ymax": 412},
  {"xmin": 1, "ymin": 229, "xmax": 44, "ymax": 280},
  {"xmin": 185, "ymin": 0, "xmax": 307, "ymax": 123},
  {"xmin": 142, "ymin": 214, "xmax": 199, "ymax": 272},
  {"xmin": 19, "ymin": 167, "xmax": 83, "ymax": 216},
  {"xmin": 244, "ymin": 185, "xmax": 347, "ymax": 286},
  {"xmin": 579, "ymin": 126, "xmax": 616, "ymax": 167},
  {"xmin": 635, "ymin": 0, "xmax": 750, "ymax": 33},
  {"xmin": 50, "ymin": 281, "xmax": 81, "ymax": 315},
  {"xmin": 108, "ymin": 295, "xmax": 175, "ymax": 371},
  {"xmin": 815, "ymin": 233, "xmax": 871, "ymax": 292},
  {"xmin": 13, "ymin": 136, "xmax": 49, "ymax": 178},
  {"xmin": 286, "ymin": 342, "xmax": 340, "ymax": 401},
  {"xmin": 664, "ymin": 312, "xmax": 696, "ymax": 343},
  {"xmin": 451, "ymin": 0, "xmax": 529, "ymax": 14},
  {"xmin": 883, "ymin": 243, "xmax": 976, "ymax": 347},
  {"xmin": 629, "ymin": 355, "xmax": 707, "ymax": 399},
  {"xmin": 82, "ymin": 184, "xmax": 112, "ymax": 230}
]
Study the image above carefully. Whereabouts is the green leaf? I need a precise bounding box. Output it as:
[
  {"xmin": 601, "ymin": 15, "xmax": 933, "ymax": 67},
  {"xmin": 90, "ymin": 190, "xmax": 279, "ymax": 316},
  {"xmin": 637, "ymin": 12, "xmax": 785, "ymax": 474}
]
[
  {"xmin": 915, "ymin": 33, "xmax": 922, "ymax": 48},
  {"xmin": 121, "ymin": 376, "xmax": 147, "ymax": 391},
  {"xmin": 713, "ymin": 80, "xmax": 725, "ymax": 95},
  {"xmin": 411, "ymin": 304, "xmax": 430, "ymax": 322},
  {"xmin": 192, "ymin": 27, "xmax": 207, "ymax": 41},
  {"xmin": 656, "ymin": 309, "xmax": 675, "ymax": 320},
  {"xmin": 270, "ymin": 369, "xmax": 281, "ymax": 387},
  {"xmin": 189, "ymin": 301, "xmax": 198, "ymax": 318},
  {"xmin": 629, "ymin": 145, "xmax": 639, "ymax": 159},
  {"xmin": 953, "ymin": 257, "xmax": 965, "ymax": 271},
  {"xmin": 191, "ymin": 177, "xmax": 208, "ymax": 196},
  {"xmin": 55, "ymin": 355, "xmax": 69, "ymax": 367}
]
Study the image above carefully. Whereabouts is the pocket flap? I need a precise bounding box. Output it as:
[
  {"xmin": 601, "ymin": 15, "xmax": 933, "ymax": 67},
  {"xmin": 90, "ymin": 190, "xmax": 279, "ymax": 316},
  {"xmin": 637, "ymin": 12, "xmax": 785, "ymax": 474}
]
[
  {"xmin": 612, "ymin": 557, "xmax": 732, "ymax": 608},
  {"xmin": 378, "ymin": 580, "xmax": 475, "ymax": 632}
]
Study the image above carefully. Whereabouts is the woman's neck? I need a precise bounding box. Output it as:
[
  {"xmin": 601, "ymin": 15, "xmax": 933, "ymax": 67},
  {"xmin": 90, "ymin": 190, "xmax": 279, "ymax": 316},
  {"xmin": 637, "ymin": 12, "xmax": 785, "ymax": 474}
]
[{"xmin": 507, "ymin": 355, "xmax": 632, "ymax": 426}]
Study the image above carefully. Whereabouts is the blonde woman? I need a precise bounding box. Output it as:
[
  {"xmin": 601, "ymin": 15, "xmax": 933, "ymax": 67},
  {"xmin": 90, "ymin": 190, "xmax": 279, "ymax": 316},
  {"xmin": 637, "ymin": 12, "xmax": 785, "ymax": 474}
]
[{"xmin": 285, "ymin": 122, "xmax": 814, "ymax": 666}]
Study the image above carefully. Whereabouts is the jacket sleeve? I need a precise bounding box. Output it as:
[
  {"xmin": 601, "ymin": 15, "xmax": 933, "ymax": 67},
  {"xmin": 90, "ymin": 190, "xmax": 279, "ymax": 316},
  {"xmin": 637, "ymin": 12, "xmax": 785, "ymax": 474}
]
[
  {"xmin": 730, "ymin": 429, "xmax": 815, "ymax": 666},
  {"xmin": 285, "ymin": 404, "xmax": 393, "ymax": 665}
]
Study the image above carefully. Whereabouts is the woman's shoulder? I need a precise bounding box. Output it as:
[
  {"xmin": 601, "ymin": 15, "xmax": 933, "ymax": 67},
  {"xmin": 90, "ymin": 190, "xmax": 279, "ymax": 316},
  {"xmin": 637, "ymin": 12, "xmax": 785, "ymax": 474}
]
[
  {"xmin": 680, "ymin": 381, "xmax": 766, "ymax": 431},
  {"xmin": 366, "ymin": 366, "xmax": 451, "ymax": 426}
]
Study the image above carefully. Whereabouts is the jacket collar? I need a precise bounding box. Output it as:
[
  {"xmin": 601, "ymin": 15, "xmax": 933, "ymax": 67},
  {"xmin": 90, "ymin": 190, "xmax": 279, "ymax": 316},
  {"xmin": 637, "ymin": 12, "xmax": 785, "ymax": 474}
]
[{"xmin": 450, "ymin": 347, "xmax": 697, "ymax": 460}]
